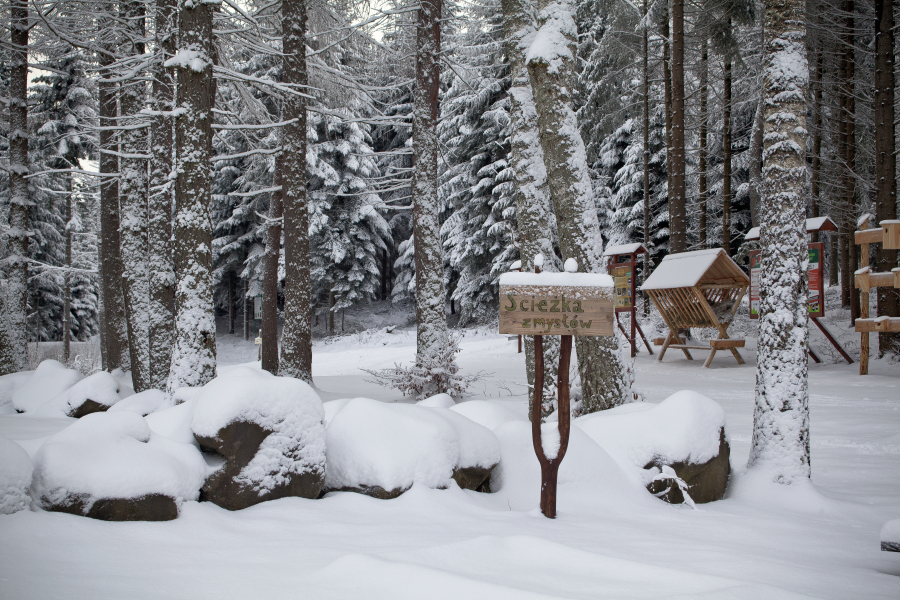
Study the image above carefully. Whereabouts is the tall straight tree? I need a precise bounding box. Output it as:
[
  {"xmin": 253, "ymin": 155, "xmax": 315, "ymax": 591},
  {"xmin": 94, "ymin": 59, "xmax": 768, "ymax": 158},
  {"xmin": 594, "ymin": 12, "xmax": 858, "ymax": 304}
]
[
  {"xmin": 669, "ymin": 0, "xmax": 687, "ymax": 253},
  {"xmin": 5, "ymin": 0, "xmax": 29, "ymax": 372},
  {"xmin": 167, "ymin": 0, "xmax": 217, "ymax": 394},
  {"xmin": 148, "ymin": 0, "xmax": 177, "ymax": 389},
  {"xmin": 698, "ymin": 38, "xmax": 709, "ymax": 248},
  {"xmin": 279, "ymin": 0, "xmax": 313, "ymax": 382},
  {"xmin": 118, "ymin": 1, "xmax": 151, "ymax": 392},
  {"xmin": 748, "ymin": 0, "xmax": 810, "ymax": 482},
  {"xmin": 262, "ymin": 157, "xmax": 283, "ymax": 375},
  {"xmin": 411, "ymin": 0, "xmax": 451, "ymax": 384},
  {"xmin": 526, "ymin": 0, "xmax": 633, "ymax": 412},
  {"xmin": 722, "ymin": 47, "xmax": 733, "ymax": 255},
  {"xmin": 501, "ymin": 0, "xmax": 561, "ymax": 417},
  {"xmin": 873, "ymin": 0, "xmax": 898, "ymax": 354}
]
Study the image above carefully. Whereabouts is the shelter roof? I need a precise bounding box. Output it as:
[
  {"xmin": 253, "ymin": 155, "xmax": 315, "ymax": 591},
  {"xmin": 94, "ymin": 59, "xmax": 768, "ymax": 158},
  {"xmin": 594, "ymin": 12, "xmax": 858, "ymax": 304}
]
[
  {"xmin": 603, "ymin": 243, "xmax": 647, "ymax": 257},
  {"xmin": 640, "ymin": 248, "xmax": 748, "ymax": 291},
  {"xmin": 744, "ymin": 217, "xmax": 838, "ymax": 241}
]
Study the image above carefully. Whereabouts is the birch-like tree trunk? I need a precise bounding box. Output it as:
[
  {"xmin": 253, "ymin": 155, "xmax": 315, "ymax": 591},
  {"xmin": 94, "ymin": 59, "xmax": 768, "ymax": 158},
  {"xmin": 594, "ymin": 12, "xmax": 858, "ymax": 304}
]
[
  {"xmin": 279, "ymin": 0, "xmax": 313, "ymax": 382},
  {"xmin": 118, "ymin": 1, "xmax": 151, "ymax": 392},
  {"xmin": 411, "ymin": 0, "xmax": 450, "ymax": 379},
  {"xmin": 148, "ymin": 0, "xmax": 177, "ymax": 389},
  {"xmin": 167, "ymin": 0, "xmax": 217, "ymax": 394},
  {"xmin": 262, "ymin": 157, "xmax": 283, "ymax": 374},
  {"xmin": 501, "ymin": 0, "xmax": 560, "ymax": 419},
  {"xmin": 5, "ymin": 0, "xmax": 30, "ymax": 372},
  {"xmin": 748, "ymin": 0, "xmax": 810, "ymax": 482},
  {"xmin": 526, "ymin": 0, "xmax": 633, "ymax": 413}
]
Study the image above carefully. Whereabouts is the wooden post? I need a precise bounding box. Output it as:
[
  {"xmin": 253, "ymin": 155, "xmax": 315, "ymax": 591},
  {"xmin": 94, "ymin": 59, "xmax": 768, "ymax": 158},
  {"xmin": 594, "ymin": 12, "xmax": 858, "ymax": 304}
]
[{"xmin": 860, "ymin": 220, "xmax": 870, "ymax": 375}]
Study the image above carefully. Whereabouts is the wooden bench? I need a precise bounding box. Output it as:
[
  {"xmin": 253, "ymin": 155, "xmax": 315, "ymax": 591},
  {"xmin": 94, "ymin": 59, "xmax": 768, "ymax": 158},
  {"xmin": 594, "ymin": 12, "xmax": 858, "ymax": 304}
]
[
  {"xmin": 662, "ymin": 337, "xmax": 746, "ymax": 368},
  {"xmin": 709, "ymin": 339, "xmax": 745, "ymax": 349}
]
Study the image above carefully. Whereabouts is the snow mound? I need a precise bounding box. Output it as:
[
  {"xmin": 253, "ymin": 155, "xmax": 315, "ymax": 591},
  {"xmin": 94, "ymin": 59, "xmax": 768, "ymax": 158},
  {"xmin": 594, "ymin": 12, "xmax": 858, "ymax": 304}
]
[
  {"xmin": 109, "ymin": 389, "xmax": 170, "ymax": 416},
  {"xmin": 450, "ymin": 400, "xmax": 527, "ymax": 431},
  {"xmin": 323, "ymin": 398, "xmax": 354, "ymax": 425},
  {"xmin": 418, "ymin": 393, "xmax": 456, "ymax": 408},
  {"xmin": 0, "ymin": 434, "xmax": 33, "ymax": 514},
  {"xmin": 31, "ymin": 411, "xmax": 207, "ymax": 515},
  {"xmin": 34, "ymin": 371, "xmax": 123, "ymax": 418},
  {"xmin": 191, "ymin": 367, "xmax": 326, "ymax": 498},
  {"xmin": 325, "ymin": 398, "xmax": 500, "ymax": 496},
  {"xmin": 0, "ymin": 371, "xmax": 32, "ymax": 414},
  {"xmin": 12, "ymin": 360, "xmax": 83, "ymax": 413},
  {"xmin": 146, "ymin": 400, "xmax": 199, "ymax": 448},
  {"xmin": 575, "ymin": 390, "xmax": 727, "ymax": 473}
]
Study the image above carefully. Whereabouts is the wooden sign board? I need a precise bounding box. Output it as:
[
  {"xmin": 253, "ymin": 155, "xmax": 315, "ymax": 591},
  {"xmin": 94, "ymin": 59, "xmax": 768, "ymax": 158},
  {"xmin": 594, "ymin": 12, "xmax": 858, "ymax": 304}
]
[{"xmin": 499, "ymin": 284, "xmax": 614, "ymax": 336}]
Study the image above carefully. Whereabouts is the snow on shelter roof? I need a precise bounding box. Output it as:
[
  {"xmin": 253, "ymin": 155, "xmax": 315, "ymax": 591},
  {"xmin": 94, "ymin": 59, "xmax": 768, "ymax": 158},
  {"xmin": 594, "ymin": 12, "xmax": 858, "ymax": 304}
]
[
  {"xmin": 499, "ymin": 271, "xmax": 614, "ymax": 288},
  {"xmin": 603, "ymin": 242, "xmax": 647, "ymax": 257},
  {"xmin": 640, "ymin": 248, "xmax": 748, "ymax": 291},
  {"xmin": 744, "ymin": 217, "xmax": 838, "ymax": 241}
]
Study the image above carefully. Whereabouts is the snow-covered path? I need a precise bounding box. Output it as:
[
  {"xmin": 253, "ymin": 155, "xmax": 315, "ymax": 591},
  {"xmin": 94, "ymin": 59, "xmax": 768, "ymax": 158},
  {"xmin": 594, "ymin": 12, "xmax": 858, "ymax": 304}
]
[{"xmin": 1, "ymin": 327, "xmax": 898, "ymax": 599}]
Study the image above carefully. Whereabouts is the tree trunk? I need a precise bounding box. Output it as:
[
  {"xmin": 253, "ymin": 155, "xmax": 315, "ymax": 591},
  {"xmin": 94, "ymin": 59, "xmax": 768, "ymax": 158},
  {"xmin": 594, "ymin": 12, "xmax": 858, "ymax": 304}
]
[
  {"xmin": 411, "ymin": 0, "xmax": 451, "ymax": 384},
  {"xmin": 501, "ymin": 0, "xmax": 560, "ymax": 418},
  {"xmin": 0, "ymin": 281, "xmax": 18, "ymax": 375},
  {"xmin": 642, "ymin": 0, "xmax": 652, "ymax": 314},
  {"xmin": 698, "ymin": 39, "xmax": 708, "ymax": 249},
  {"xmin": 874, "ymin": 0, "xmax": 898, "ymax": 355},
  {"xmin": 527, "ymin": 0, "xmax": 633, "ymax": 413},
  {"xmin": 748, "ymin": 101, "xmax": 764, "ymax": 229},
  {"xmin": 328, "ymin": 289, "xmax": 335, "ymax": 336},
  {"xmin": 279, "ymin": 0, "xmax": 313, "ymax": 382},
  {"xmin": 64, "ymin": 176, "xmax": 73, "ymax": 364},
  {"xmin": 829, "ymin": 233, "xmax": 838, "ymax": 286},
  {"xmin": 148, "ymin": 0, "xmax": 177, "ymax": 389},
  {"xmin": 228, "ymin": 271, "xmax": 235, "ymax": 334},
  {"xmin": 167, "ymin": 0, "xmax": 217, "ymax": 395},
  {"xmin": 662, "ymin": 9, "xmax": 674, "ymax": 239},
  {"xmin": 722, "ymin": 52, "xmax": 732, "ymax": 256},
  {"xmin": 842, "ymin": 0, "xmax": 859, "ymax": 322},
  {"xmin": 118, "ymin": 1, "xmax": 150, "ymax": 392},
  {"xmin": 748, "ymin": 0, "xmax": 810, "ymax": 482},
  {"xmin": 810, "ymin": 52, "xmax": 823, "ymax": 243},
  {"xmin": 98, "ymin": 40, "xmax": 130, "ymax": 372},
  {"xmin": 243, "ymin": 278, "xmax": 250, "ymax": 341},
  {"xmin": 261, "ymin": 158, "xmax": 283, "ymax": 374},
  {"xmin": 668, "ymin": 0, "xmax": 687, "ymax": 253}
]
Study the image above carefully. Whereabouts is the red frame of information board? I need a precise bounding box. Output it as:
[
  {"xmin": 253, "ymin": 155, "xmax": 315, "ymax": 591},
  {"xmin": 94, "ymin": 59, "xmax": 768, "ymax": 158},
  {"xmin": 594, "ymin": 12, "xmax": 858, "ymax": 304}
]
[{"xmin": 749, "ymin": 242, "xmax": 825, "ymax": 319}]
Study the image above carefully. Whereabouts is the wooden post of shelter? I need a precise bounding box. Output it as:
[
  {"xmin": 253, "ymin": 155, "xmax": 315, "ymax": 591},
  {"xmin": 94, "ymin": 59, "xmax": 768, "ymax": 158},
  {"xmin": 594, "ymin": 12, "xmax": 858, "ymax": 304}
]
[
  {"xmin": 641, "ymin": 249, "xmax": 749, "ymax": 367},
  {"xmin": 854, "ymin": 215, "xmax": 900, "ymax": 375},
  {"xmin": 603, "ymin": 243, "xmax": 653, "ymax": 357},
  {"xmin": 499, "ymin": 264, "xmax": 615, "ymax": 518}
]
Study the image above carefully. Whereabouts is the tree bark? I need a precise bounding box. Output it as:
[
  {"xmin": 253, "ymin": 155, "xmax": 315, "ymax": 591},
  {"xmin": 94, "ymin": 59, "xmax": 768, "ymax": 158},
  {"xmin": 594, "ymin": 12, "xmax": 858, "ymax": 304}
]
[
  {"xmin": 526, "ymin": 0, "xmax": 633, "ymax": 413},
  {"xmin": 642, "ymin": 0, "xmax": 652, "ymax": 313},
  {"xmin": 668, "ymin": 0, "xmax": 687, "ymax": 253},
  {"xmin": 167, "ymin": 0, "xmax": 217, "ymax": 394},
  {"xmin": 118, "ymin": 1, "xmax": 150, "ymax": 392},
  {"xmin": 228, "ymin": 271, "xmax": 235, "ymax": 334},
  {"xmin": 698, "ymin": 38, "xmax": 708, "ymax": 249},
  {"xmin": 748, "ymin": 0, "xmax": 810, "ymax": 482},
  {"xmin": 662, "ymin": 9, "xmax": 674, "ymax": 241},
  {"xmin": 148, "ymin": 0, "xmax": 177, "ymax": 389},
  {"xmin": 810, "ymin": 52, "xmax": 823, "ymax": 243},
  {"xmin": 279, "ymin": 0, "xmax": 313, "ymax": 382},
  {"xmin": 261, "ymin": 158, "xmax": 283, "ymax": 374},
  {"xmin": 874, "ymin": 0, "xmax": 898, "ymax": 355},
  {"xmin": 722, "ymin": 51, "xmax": 732, "ymax": 256},
  {"xmin": 64, "ymin": 176, "xmax": 72, "ymax": 364},
  {"xmin": 501, "ymin": 0, "xmax": 560, "ymax": 418},
  {"xmin": 243, "ymin": 278, "xmax": 250, "ymax": 341},
  {"xmin": 842, "ymin": 0, "xmax": 859, "ymax": 322}
]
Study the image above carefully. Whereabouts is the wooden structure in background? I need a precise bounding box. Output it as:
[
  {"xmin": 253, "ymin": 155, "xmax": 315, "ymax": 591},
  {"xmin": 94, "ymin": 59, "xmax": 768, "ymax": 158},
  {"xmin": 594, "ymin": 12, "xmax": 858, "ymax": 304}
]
[
  {"xmin": 603, "ymin": 243, "xmax": 653, "ymax": 357},
  {"xmin": 641, "ymin": 249, "xmax": 749, "ymax": 368},
  {"xmin": 854, "ymin": 216, "xmax": 900, "ymax": 375}
]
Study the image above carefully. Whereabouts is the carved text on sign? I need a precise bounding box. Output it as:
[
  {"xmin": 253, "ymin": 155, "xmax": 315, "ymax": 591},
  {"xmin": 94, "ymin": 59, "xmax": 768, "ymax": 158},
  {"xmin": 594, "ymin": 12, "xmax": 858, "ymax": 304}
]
[{"xmin": 498, "ymin": 285, "xmax": 614, "ymax": 337}]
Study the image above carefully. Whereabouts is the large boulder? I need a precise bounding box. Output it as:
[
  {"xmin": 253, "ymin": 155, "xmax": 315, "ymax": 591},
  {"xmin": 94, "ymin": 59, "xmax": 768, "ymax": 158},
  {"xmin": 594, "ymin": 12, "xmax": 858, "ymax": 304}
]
[
  {"xmin": 0, "ymin": 371, "xmax": 32, "ymax": 414},
  {"xmin": 109, "ymin": 389, "xmax": 169, "ymax": 417},
  {"xmin": 0, "ymin": 434, "xmax": 33, "ymax": 514},
  {"xmin": 32, "ymin": 371, "xmax": 125, "ymax": 418},
  {"xmin": 575, "ymin": 390, "xmax": 730, "ymax": 504},
  {"xmin": 324, "ymin": 398, "xmax": 500, "ymax": 498},
  {"xmin": 190, "ymin": 368, "xmax": 326, "ymax": 510},
  {"xmin": 12, "ymin": 360, "xmax": 83, "ymax": 414},
  {"xmin": 31, "ymin": 411, "xmax": 207, "ymax": 521}
]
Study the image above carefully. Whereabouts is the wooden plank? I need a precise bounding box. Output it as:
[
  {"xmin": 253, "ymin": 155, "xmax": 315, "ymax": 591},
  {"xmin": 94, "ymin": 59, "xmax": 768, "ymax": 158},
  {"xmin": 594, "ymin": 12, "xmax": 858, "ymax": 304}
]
[
  {"xmin": 855, "ymin": 271, "xmax": 894, "ymax": 290},
  {"xmin": 668, "ymin": 344, "xmax": 712, "ymax": 351},
  {"xmin": 882, "ymin": 221, "xmax": 900, "ymax": 250},
  {"xmin": 854, "ymin": 317, "xmax": 900, "ymax": 333},
  {"xmin": 652, "ymin": 337, "xmax": 667, "ymax": 346},
  {"xmin": 709, "ymin": 339, "xmax": 746, "ymax": 349},
  {"xmin": 499, "ymin": 284, "xmax": 614, "ymax": 336},
  {"xmin": 854, "ymin": 228, "xmax": 883, "ymax": 245}
]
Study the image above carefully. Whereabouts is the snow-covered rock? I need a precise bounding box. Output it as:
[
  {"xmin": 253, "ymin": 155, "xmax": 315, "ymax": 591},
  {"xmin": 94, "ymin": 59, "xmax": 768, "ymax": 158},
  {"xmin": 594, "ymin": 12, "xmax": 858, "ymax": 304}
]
[
  {"xmin": 191, "ymin": 368, "xmax": 326, "ymax": 510},
  {"xmin": 31, "ymin": 411, "xmax": 207, "ymax": 521},
  {"xmin": 0, "ymin": 371, "xmax": 32, "ymax": 414},
  {"xmin": 449, "ymin": 400, "xmax": 528, "ymax": 431},
  {"xmin": 881, "ymin": 519, "xmax": 900, "ymax": 552},
  {"xmin": 324, "ymin": 398, "xmax": 500, "ymax": 498},
  {"xmin": 109, "ymin": 389, "xmax": 170, "ymax": 416},
  {"xmin": 146, "ymin": 400, "xmax": 198, "ymax": 448},
  {"xmin": 574, "ymin": 390, "xmax": 730, "ymax": 504},
  {"xmin": 33, "ymin": 371, "xmax": 124, "ymax": 418},
  {"xmin": 0, "ymin": 434, "xmax": 33, "ymax": 514},
  {"xmin": 12, "ymin": 360, "xmax": 83, "ymax": 414},
  {"xmin": 417, "ymin": 393, "xmax": 455, "ymax": 408}
]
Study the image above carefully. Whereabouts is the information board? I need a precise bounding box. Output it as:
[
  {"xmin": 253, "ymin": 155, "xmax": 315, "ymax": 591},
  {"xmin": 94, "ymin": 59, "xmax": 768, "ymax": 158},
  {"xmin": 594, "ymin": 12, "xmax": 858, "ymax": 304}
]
[
  {"xmin": 749, "ymin": 242, "xmax": 825, "ymax": 319},
  {"xmin": 499, "ymin": 286, "xmax": 614, "ymax": 336},
  {"xmin": 613, "ymin": 265, "xmax": 633, "ymax": 309}
]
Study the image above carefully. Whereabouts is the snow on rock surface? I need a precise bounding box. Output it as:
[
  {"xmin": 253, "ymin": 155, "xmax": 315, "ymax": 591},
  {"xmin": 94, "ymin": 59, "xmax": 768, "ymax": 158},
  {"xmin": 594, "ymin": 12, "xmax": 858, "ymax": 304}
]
[
  {"xmin": 0, "ymin": 434, "xmax": 32, "ymax": 514},
  {"xmin": 880, "ymin": 519, "xmax": 900, "ymax": 552},
  {"xmin": 0, "ymin": 371, "xmax": 31, "ymax": 414},
  {"xmin": 31, "ymin": 411, "xmax": 207, "ymax": 521},
  {"xmin": 449, "ymin": 400, "xmax": 527, "ymax": 431},
  {"xmin": 145, "ymin": 399, "xmax": 199, "ymax": 448},
  {"xmin": 191, "ymin": 367, "xmax": 326, "ymax": 510},
  {"xmin": 109, "ymin": 389, "xmax": 169, "ymax": 416},
  {"xmin": 575, "ymin": 391, "xmax": 730, "ymax": 503},
  {"xmin": 34, "ymin": 371, "xmax": 124, "ymax": 418},
  {"xmin": 325, "ymin": 398, "xmax": 500, "ymax": 498},
  {"xmin": 11, "ymin": 360, "xmax": 83, "ymax": 413},
  {"xmin": 417, "ymin": 393, "xmax": 455, "ymax": 408}
]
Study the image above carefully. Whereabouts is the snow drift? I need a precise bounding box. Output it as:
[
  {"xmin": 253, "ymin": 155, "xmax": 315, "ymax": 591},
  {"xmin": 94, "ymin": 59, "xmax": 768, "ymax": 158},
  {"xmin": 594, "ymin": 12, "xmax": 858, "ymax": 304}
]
[
  {"xmin": 0, "ymin": 434, "xmax": 33, "ymax": 514},
  {"xmin": 12, "ymin": 360, "xmax": 83, "ymax": 413}
]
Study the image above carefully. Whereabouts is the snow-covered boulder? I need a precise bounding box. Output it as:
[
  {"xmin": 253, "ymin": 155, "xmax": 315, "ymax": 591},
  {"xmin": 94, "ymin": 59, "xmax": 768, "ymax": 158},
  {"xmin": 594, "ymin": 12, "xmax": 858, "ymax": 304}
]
[
  {"xmin": 109, "ymin": 389, "xmax": 169, "ymax": 416},
  {"xmin": 449, "ymin": 400, "xmax": 528, "ymax": 431},
  {"xmin": 191, "ymin": 368, "xmax": 326, "ymax": 510},
  {"xmin": 575, "ymin": 390, "xmax": 730, "ymax": 504},
  {"xmin": 417, "ymin": 393, "xmax": 455, "ymax": 408},
  {"xmin": 31, "ymin": 411, "xmax": 206, "ymax": 521},
  {"xmin": 882, "ymin": 520, "xmax": 900, "ymax": 552},
  {"xmin": 0, "ymin": 434, "xmax": 33, "ymax": 514},
  {"xmin": 32, "ymin": 371, "xmax": 123, "ymax": 418},
  {"xmin": 0, "ymin": 371, "xmax": 32, "ymax": 414},
  {"xmin": 324, "ymin": 398, "xmax": 500, "ymax": 498},
  {"xmin": 12, "ymin": 360, "xmax": 83, "ymax": 414}
]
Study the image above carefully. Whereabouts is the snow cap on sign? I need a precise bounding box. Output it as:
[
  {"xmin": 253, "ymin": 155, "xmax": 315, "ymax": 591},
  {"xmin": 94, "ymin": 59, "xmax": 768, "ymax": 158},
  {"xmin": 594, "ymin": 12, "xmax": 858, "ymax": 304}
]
[
  {"xmin": 744, "ymin": 216, "xmax": 838, "ymax": 241},
  {"xmin": 602, "ymin": 242, "xmax": 647, "ymax": 257},
  {"xmin": 640, "ymin": 248, "xmax": 748, "ymax": 291}
]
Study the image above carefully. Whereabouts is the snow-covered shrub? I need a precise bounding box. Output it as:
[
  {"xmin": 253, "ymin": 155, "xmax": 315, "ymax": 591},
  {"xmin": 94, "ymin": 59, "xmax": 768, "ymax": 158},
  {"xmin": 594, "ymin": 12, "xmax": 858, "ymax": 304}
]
[
  {"xmin": 191, "ymin": 368, "xmax": 327, "ymax": 510},
  {"xmin": 324, "ymin": 398, "xmax": 500, "ymax": 497},
  {"xmin": 31, "ymin": 411, "xmax": 207, "ymax": 520},
  {"xmin": 0, "ymin": 435, "xmax": 33, "ymax": 514},
  {"xmin": 12, "ymin": 360, "xmax": 83, "ymax": 413}
]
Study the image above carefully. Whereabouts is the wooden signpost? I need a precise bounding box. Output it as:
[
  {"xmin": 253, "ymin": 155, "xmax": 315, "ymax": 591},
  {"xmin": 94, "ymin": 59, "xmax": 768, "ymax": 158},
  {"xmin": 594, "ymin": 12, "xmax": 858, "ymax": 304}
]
[
  {"xmin": 499, "ymin": 265, "xmax": 614, "ymax": 519},
  {"xmin": 603, "ymin": 243, "xmax": 653, "ymax": 357}
]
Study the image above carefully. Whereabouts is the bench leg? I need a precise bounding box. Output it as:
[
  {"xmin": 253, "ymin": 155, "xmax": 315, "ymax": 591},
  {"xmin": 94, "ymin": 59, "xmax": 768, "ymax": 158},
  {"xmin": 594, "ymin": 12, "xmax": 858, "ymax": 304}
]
[
  {"xmin": 703, "ymin": 347, "xmax": 717, "ymax": 368},
  {"xmin": 729, "ymin": 347, "xmax": 745, "ymax": 365},
  {"xmin": 658, "ymin": 332, "xmax": 673, "ymax": 361}
]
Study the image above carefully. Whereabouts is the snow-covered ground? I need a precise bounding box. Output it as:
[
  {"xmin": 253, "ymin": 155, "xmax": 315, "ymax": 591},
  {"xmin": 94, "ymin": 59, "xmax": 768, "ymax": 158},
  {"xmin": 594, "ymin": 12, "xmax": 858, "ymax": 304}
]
[{"xmin": 1, "ymin": 310, "xmax": 899, "ymax": 599}]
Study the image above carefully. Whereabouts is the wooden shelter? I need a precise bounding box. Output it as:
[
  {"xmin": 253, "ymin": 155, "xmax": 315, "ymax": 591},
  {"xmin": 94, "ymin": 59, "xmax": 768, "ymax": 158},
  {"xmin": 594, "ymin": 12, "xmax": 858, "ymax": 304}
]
[{"xmin": 641, "ymin": 249, "xmax": 750, "ymax": 367}]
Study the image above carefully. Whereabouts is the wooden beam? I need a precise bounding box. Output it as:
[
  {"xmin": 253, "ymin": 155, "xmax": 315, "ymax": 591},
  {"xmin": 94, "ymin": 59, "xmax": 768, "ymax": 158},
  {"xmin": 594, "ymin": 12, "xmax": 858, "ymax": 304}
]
[
  {"xmin": 855, "ymin": 317, "xmax": 900, "ymax": 333},
  {"xmin": 709, "ymin": 339, "xmax": 746, "ymax": 349},
  {"xmin": 882, "ymin": 221, "xmax": 900, "ymax": 250},
  {"xmin": 854, "ymin": 228, "xmax": 883, "ymax": 245},
  {"xmin": 854, "ymin": 270, "xmax": 895, "ymax": 291}
]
